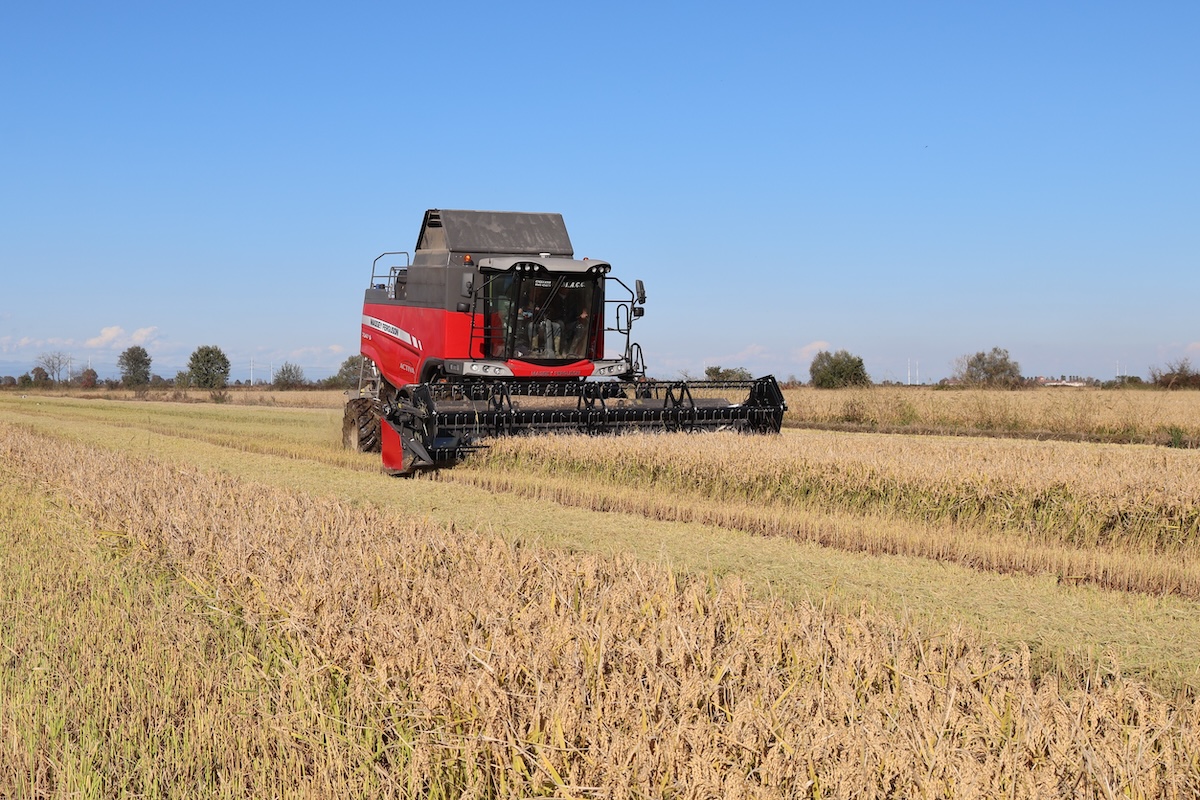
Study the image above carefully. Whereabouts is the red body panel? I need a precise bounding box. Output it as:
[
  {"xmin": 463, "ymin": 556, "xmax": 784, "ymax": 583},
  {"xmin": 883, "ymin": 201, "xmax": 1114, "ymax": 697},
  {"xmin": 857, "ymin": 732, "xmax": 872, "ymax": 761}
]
[
  {"xmin": 379, "ymin": 420, "xmax": 405, "ymax": 472},
  {"xmin": 505, "ymin": 360, "xmax": 595, "ymax": 378},
  {"xmin": 361, "ymin": 303, "xmax": 481, "ymax": 387},
  {"xmin": 362, "ymin": 302, "xmax": 604, "ymax": 387}
]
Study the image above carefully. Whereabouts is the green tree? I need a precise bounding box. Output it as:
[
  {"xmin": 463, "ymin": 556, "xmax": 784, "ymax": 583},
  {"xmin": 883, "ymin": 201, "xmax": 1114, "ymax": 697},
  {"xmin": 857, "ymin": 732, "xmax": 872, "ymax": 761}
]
[
  {"xmin": 117, "ymin": 345, "xmax": 152, "ymax": 387},
  {"xmin": 187, "ymin": 345, "xmax": 231, "ymax": 389},
  {"xmin": 809, "ymin": 350, "xmax": 871, "ymax": 388},
  {"xmin": 327, "ymin": 354, "xmax": 365, "ymax": 389},
  {"xmin": 954, "ymin": 347, "xmax": 1022, "ymax": 388},
  {"xmin": 704, "ymin": 365, "xmax": 753, "ymax": 381},
  {"xmin": 273, "ymin": 361, "xmax": 306, "ymax": 390}
]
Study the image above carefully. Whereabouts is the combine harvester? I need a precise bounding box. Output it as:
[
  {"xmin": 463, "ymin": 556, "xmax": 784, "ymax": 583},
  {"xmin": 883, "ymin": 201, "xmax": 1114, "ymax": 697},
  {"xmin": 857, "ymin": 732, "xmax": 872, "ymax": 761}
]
[{"xmin": 344, "ymin": 209, "xmax": 786, "ymax": 475}]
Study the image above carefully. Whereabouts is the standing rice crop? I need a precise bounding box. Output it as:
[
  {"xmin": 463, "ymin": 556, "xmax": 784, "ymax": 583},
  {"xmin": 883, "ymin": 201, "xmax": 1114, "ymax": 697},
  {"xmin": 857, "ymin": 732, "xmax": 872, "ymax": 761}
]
[
  {"xmin": 783, "ymin": 386, "xmax": 1200, "ymax": 444},
  {"xmin": 5, "ymin": 422, "xmax": 1200, "ymax": 797},
  {"xmin": 460, "ymin": 429, "xmax": 1200, "ymax": 597}
]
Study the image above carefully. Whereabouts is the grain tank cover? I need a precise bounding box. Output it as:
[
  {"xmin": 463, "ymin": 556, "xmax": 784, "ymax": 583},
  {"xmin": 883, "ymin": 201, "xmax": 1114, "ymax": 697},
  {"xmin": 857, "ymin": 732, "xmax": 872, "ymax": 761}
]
[{"xmin": 415, "ymin": 209, "xmax": 574, "ymax": 257}]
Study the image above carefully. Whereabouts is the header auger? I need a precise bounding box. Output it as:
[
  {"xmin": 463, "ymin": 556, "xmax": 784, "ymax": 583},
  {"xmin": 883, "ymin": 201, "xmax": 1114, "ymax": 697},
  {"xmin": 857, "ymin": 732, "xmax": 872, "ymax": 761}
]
[{"xmin": 343, "ymin": 209, "xmax": 786, "ymax": 475}]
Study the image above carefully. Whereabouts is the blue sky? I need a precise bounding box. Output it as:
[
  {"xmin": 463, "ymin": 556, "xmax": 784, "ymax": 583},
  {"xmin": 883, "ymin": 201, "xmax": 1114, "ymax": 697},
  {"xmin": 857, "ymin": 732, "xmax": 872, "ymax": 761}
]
[{"xmin": 2, "ymin": 1, "xmax": 1196, "ymax": 384}]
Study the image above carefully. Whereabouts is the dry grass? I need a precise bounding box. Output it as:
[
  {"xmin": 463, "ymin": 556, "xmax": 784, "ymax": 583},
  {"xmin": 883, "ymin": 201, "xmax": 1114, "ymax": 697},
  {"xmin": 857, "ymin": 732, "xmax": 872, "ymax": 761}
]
[
  {"xmin": 783, "ymin": 386, "xmax": 1200, "ymax": 444},
  {"xmin": 6, "ymin": 394, "xmax": 1200, "ymax": 691},
  {"xmin": 5, "ymin": 422, "xmax": 1200, "ymax": 797},
  {"xmin": 2, "ymin": 393, "xmax": 364, "ymax": 470},
  {"xmin": 3, "ymin": 385, "xmax": 348, "ymax": 408}
]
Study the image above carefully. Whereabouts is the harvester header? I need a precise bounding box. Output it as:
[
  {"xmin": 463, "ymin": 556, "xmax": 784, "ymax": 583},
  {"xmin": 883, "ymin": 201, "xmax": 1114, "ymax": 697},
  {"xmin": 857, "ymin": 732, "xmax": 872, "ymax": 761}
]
[{"xmin": 344, "ymin": 209, "xmax": 786, "ymax": 474}]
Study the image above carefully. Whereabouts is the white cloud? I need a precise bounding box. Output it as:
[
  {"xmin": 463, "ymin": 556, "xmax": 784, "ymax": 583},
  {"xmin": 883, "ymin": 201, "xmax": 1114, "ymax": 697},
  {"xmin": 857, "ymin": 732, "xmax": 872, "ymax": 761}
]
[
  {"xmin": 1187, "ymin": 342, "xmax": 1200, "ymax": 354},
  {"xmin": 733, "ymin": 343, "xmax": 768, "ymax": 361},
  {"xmin": 792, "ymin": 340, "xmax": 831, "ymax": 362},
  {"xmin": 84, "ymin": 325, "xmax": 160, "ymax": 350},
  {"xmin": 130, "ymin": 326, "xmax": 159, "ymax": 345},
  {"xmin": 86, "ymin": 326, "xmax": 124, "ymax": 348},
  {"xmin": 0, "ymin": 336, "xmax": 37, "ymax": 354}
]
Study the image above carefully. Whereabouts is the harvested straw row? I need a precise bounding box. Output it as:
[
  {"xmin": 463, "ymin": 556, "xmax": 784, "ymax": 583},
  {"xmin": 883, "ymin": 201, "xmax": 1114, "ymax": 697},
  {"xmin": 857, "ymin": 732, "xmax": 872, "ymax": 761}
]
[
  {"xmin": 473, "ymin": 430, "xmax": 1200, "ymax": 555},
  {"xmin": 4, "ymin": 423, "xmax": 1200, "ymax": 798},
  {"xmin": 443, "ymin": 467, "xmax": 1200, "ymax": 599}
]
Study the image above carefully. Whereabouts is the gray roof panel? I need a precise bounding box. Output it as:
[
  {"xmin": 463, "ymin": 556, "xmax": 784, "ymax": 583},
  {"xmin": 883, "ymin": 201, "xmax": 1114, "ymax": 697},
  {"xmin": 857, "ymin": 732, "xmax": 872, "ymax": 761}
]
[{"xmin": 417, "ymin": 209, "xmax": 575, "ymax": 256}]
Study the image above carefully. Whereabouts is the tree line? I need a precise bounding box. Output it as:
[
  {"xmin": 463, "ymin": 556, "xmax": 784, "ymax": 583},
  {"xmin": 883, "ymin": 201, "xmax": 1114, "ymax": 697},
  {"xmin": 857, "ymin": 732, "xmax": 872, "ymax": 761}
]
[
  {"xmin": 1, "ymin": 347, "xmax": 366, "ymax": 392},
  {"xmin": 707, "ymin": 348, "xmax": 1198, "ymax": 390},
  {"xmin": 5, "ymin": 345, "xmax": 1196, "ymax": 392}
]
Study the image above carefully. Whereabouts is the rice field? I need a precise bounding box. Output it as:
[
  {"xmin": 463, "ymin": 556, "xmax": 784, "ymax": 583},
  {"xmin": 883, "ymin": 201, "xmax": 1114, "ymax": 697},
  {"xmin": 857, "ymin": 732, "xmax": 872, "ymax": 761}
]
[
  {"xmin": 781, "ymin": 385, "xmax": 1200, "ymax": 445},
  {"xmin": 454, "ymin": 428, "xmax": 1200, "ymax": 597},
  {"xmin": 4, "ymin": 390, "xmax": 1200, "ymax": 796}
]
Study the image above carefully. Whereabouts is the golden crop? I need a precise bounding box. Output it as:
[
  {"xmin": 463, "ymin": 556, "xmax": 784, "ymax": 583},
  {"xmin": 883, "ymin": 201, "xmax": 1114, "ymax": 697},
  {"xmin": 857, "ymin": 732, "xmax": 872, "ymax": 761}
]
[
  {"xmin": 783, "ymin": 386, "xmax": 1200, "ymax": 444},
  {"xmin": 5, "ymin": 422, "xmax": 1200, "ymax": 797},
  {"xmin": 475, "ymin": 428, "xmax": 1200, "ymax": 543},
  {"xmin": 457, "ymin": 428, "xmax": 1200, "ymax": 598}
]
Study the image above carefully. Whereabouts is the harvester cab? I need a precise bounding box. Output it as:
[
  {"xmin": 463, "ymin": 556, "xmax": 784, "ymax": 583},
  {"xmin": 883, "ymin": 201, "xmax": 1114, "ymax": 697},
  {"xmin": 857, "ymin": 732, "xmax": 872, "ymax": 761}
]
[{"xmin": 344, "ymin": 209, "xmax": 786, "ymax": 475}]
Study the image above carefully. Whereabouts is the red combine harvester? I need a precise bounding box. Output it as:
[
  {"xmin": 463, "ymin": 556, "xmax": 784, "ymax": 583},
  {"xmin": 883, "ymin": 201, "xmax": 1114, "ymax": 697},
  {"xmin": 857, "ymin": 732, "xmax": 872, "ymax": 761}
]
[{"xmin": 343, "ymin": 209, "xmax": 786, "ymax": 474}]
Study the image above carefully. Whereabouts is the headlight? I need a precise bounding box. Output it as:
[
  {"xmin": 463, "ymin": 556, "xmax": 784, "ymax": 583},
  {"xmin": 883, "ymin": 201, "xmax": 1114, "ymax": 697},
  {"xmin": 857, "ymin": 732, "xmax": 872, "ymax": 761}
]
[{"xmin": 595, "ymin": 360, "xmax": 629, "ymax": 376}]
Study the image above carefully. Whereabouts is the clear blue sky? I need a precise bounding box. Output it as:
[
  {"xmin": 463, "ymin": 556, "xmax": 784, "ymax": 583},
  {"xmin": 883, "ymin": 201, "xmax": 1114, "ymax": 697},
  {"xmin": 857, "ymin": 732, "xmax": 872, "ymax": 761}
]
[{"xmin": 2, "ymin": 1, "xmax": 1197, "ymax": 384}]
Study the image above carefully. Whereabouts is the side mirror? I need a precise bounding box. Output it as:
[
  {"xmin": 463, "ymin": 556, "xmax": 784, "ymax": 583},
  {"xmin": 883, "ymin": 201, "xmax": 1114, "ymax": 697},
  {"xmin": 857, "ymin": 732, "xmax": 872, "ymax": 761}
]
[
  {"xmin": 635, "ymin": 279, "xmax": 646, "ymax": 305},
  {"xmin": 632, "ymin": 307, "xmax": 644, "ymax": 319}
]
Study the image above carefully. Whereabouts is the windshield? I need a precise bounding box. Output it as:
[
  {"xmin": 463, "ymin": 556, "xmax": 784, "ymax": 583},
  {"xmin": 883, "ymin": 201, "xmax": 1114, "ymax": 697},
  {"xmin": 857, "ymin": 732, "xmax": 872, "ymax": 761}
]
[{"xmin": 484, "ymin": 271, "xmax": 601, "ymax": 361}]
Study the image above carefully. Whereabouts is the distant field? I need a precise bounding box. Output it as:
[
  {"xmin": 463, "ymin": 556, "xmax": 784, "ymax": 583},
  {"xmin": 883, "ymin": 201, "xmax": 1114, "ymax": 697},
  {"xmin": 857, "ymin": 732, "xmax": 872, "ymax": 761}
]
[
  {"xmin": 10, "ymin": 383, "xmax": 1199, "ymax": 444},
  {"xmin": 6, "ymin": 385, "xmax": 350, "ymax": 408},
  {"xmin": 781, "ymin": 385, "xmax": 1200, "ymax": 445},
  {"xmin": 4, "ymin": 392, "xmax": 1200, "ymax": 795}
]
